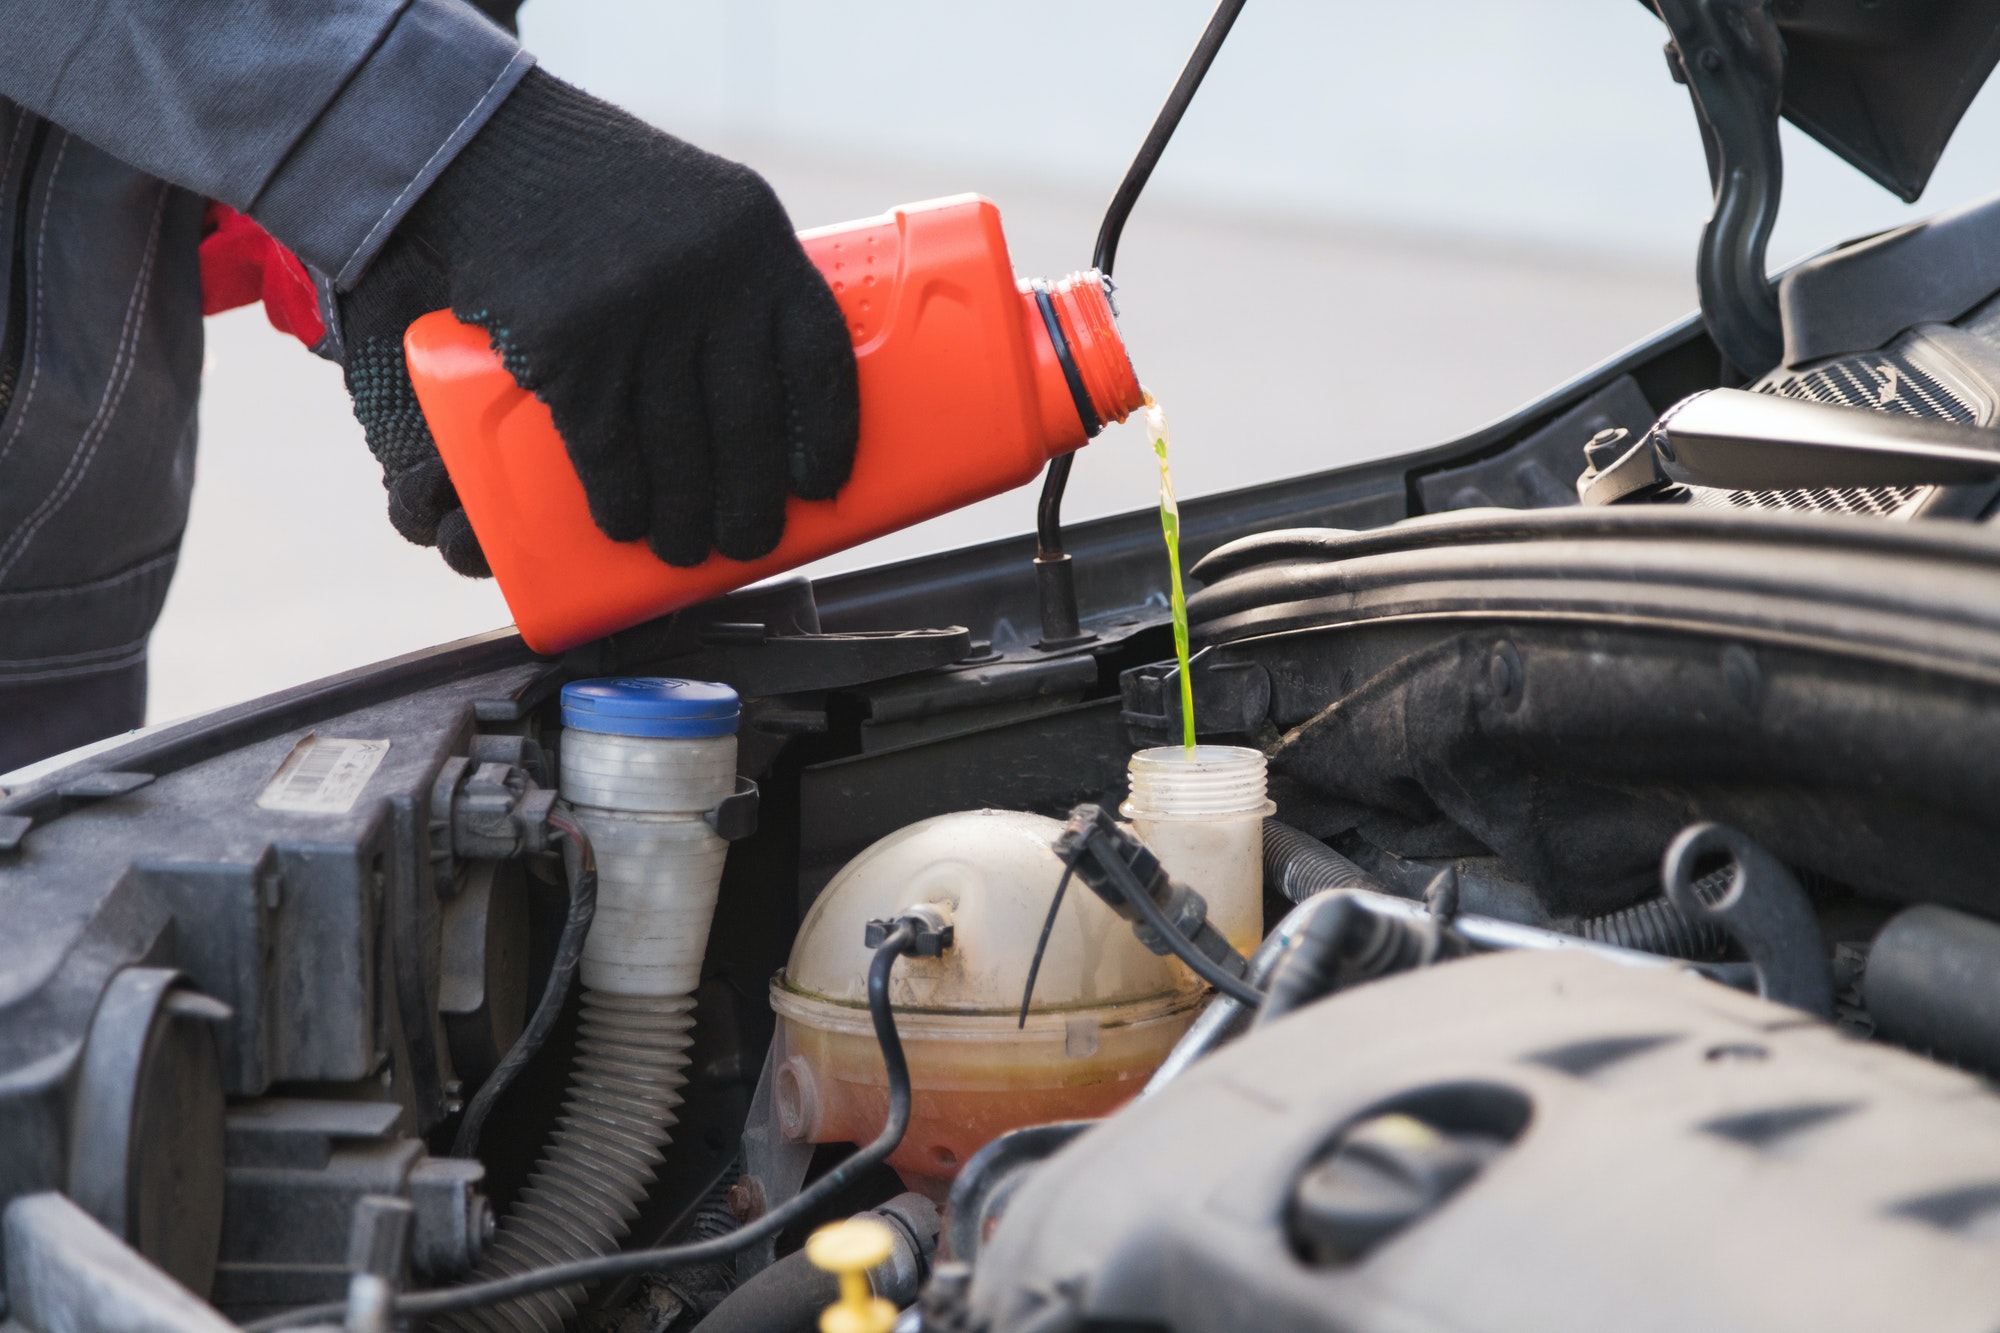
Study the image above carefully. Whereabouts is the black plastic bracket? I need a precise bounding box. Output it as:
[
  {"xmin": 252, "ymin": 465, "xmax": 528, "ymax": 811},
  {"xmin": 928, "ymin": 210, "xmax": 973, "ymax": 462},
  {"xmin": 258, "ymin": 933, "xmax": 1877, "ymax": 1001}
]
[
  {"xmin": 703, "ymin": 777, "xmax": 761, "ymax": 842},
  {"xmin": 865, "ymin": 902, "xmax": 955, "ymax": 956}
]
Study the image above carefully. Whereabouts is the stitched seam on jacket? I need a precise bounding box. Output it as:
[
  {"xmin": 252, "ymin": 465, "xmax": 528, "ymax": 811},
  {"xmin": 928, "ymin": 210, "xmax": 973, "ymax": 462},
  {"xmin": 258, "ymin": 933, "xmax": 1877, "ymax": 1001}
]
[
  {"xmin": 0, "ymin": 178, "xmax": 167, "ymax": 580},
  {"xmin": 0, "ymin": 113, "xmax": 29, "ymax": 411},
  {"xmin": 335, "ymin": 48, "xmax": 533, "ymax": 288},
  {"xmin": 0, "ymin": 641, "xmax": 149, "ymax": 684},
  {"xmin": 0, "ymin": 548, "xmax": 177, "ymax": 605},
  {"xmin": 0, "ymin": 636, "xmax": 149, "ymax": 669},
  {"xmin": 0, "ymin": 130, "xmax": 67, "ymax": 469},
  {"xmin": 0, "ymin": 115, "xmax": 29, "ymax": 213}
]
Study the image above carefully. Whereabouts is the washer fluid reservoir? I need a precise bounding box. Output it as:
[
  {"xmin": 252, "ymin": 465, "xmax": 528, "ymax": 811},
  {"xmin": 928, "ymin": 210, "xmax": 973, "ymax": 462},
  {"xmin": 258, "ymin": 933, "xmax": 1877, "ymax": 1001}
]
[{"xmin": 771, "ymin": 810, "xmax": 1203, "ymax": 1198}]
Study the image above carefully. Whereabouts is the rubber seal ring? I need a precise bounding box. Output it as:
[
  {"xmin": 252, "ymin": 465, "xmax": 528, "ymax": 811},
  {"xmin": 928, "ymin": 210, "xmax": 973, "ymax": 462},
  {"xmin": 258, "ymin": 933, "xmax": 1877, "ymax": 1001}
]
[{"xmin": 1032, "ymin": 280, "xmax": 1103, "ymax": 439}]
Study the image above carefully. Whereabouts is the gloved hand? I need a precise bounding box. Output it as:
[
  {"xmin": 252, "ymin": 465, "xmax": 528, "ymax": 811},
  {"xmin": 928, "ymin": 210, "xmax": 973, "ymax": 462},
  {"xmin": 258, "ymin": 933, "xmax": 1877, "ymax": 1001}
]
[
  {"xmin": 340, "ymin": 68, "xmax": 860, "ymax": 572},
  {"xmin": 340, "ymin": 237, "xmax": 491, "ymax": 576}
]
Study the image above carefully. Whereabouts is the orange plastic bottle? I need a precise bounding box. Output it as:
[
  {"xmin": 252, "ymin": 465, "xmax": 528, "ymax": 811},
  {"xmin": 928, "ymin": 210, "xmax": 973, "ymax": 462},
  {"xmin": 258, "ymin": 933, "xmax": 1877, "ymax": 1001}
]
[{"xmin": 403, "ymin": 194, "xmax": 1144, "ymax": 654}]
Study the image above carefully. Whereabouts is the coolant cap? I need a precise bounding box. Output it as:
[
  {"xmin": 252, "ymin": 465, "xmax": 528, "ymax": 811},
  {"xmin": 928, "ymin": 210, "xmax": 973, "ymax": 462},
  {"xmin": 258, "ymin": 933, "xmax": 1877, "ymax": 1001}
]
[{"xmin": 560, "ymin": 677, "xmax": 739, "ymax": 738}]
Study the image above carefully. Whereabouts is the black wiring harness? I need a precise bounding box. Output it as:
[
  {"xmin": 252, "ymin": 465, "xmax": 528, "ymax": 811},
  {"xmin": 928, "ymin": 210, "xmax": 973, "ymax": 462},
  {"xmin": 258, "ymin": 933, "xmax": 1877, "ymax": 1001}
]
[
  {"xmin": 451, "ymin": 806, "xmax": 597, "ymax": 1159},
  {"xmin": 1021, "ymin": 804, "xmax": 1265, "ymax": 1021},
  {"xmin": 245, "ymin": 918, "xmax": 927, "ymax": 1332}
]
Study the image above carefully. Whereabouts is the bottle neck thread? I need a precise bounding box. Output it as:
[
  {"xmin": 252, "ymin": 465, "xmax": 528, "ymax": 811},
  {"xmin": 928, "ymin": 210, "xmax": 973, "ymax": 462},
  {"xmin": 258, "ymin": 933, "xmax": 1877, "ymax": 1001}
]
[
  {"xmin": 1122, "ymin": 745, "xmax": 1273, "ymax": 818},
  {"xmin": 1035, "ymin": 271, "xmax": 1144, "ymax": 434}
]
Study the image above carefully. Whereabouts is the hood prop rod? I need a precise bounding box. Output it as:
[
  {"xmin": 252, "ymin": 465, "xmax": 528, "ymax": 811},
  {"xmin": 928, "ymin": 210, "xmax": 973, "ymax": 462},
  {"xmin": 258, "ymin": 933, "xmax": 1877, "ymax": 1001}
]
[{"xmin": 1033, "ymin": 0, "xmax": 1251, "ymax": 650}]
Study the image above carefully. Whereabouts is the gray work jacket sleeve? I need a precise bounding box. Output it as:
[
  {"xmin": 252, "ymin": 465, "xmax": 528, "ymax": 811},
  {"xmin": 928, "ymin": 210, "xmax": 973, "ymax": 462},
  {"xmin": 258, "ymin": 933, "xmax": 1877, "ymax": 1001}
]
[{"xmin": 0, "ymin": 0, "xmax": 534, "ymax": 288}]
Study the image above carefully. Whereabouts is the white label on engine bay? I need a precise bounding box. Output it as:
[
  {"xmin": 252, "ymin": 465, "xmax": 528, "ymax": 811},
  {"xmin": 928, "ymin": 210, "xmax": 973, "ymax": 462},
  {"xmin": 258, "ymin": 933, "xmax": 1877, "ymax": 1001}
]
[{"xmin": 256, "ymin": 736, "xmax": 390, "ymax": 814}]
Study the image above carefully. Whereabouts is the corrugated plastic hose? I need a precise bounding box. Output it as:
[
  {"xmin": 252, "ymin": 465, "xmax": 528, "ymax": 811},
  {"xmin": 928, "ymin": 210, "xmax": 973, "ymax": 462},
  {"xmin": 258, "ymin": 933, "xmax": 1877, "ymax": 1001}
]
[
  {"xmin": 436, "ymin": 806, "xmax": 697, "ymax": 1333},
  {"xmin": 1572, "ymin": 894, "xmax": 1732, "ymax": 961},
  {"xmin": 438, "ymin": 991, "xmax": 694, "ymax": 1332},
  {"xmin": 250, "ymin": 925, "xmax": 921, "ymax": 1333},
  {"xmin": 1261, "ymin": 819, "xmax": 1381, "ymax": 902}
]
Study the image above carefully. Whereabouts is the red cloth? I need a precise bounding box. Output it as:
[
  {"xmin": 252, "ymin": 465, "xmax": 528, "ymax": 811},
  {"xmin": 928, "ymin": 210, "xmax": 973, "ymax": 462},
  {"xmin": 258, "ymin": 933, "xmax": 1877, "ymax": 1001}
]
[{"xmin": 198, "ymin": 201, "xmax": 327, "ymax": 347}]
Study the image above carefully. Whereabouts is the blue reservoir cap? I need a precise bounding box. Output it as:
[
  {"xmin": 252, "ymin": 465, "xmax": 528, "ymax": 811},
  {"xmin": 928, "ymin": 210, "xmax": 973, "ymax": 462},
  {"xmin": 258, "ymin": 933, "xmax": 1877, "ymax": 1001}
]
[{"xmin": 561, "ymin": 677, "xmax": 740, "ymax": 739}]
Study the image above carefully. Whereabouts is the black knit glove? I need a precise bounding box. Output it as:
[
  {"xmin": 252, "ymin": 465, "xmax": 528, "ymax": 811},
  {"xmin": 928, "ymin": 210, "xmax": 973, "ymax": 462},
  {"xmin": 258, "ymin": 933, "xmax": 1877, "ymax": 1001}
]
[
  {"xmin": 354, "ymin": 68, "xmax": 860, "ymax": 569},
  {"xmin": 339, "ymin": 238, "xmax": 491, "ymax": 577}
]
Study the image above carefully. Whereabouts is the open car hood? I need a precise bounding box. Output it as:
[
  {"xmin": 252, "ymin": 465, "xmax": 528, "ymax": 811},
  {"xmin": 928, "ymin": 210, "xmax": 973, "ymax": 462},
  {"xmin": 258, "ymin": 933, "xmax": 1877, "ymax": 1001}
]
[{"xmin": 1651, "ymin": 0, "xmax": 2000, "ymax": 202}]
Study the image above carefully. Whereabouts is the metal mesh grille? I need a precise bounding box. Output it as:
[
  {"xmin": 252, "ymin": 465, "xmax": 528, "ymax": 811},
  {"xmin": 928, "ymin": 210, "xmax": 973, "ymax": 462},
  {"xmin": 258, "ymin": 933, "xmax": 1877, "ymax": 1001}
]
[
  {"xmin": 1757, "ymin": 352, "xmax": 1975, "ymax": 424},
  {"xmin": 1686, "ymin": 348, "xmax": 1976, "ymax": 518},
  {"xmin": 1686, "ymin": 482, "xmax": 1926, "ymax": 517}
]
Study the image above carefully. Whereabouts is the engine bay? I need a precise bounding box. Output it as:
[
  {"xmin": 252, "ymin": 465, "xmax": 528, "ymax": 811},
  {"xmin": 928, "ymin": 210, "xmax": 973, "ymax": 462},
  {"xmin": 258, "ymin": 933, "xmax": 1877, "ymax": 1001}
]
[
  {"xmin": 16, "ymin": 270, "xmax": 2000, "ymax": 1328},
  {"xmin": 22, "ymin": 2, "xmax": 2000, "ymax": 1330}
]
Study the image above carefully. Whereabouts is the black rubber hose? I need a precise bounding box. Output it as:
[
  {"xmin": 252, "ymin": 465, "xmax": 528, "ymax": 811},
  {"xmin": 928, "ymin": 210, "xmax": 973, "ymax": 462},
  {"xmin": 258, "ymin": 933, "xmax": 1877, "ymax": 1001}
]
[
  {"xmin": 688, "ymin": 1248, "xmax": 833, "ymax": 1333},
  {"xmin": 245, "ymin": 925, "xmax": 920, "ymax": 1332},
  {"xmin": 1268, "ymin": 820, "xmax": 1727, "ymax": 961},
  {"xmin": 1570, "ymin": 896, "xmax": 1731, "ymax": 961},
  {"xmin": 1254, "ymin": 894, "xmax": 1358, "ymax": 1026},
  {"xmin": 1261, "ymin": 820, "xmax": 1380, "ymax": 903},
  {"xmin": 451, "ymin": 808, "xmax": 597, "ymax": 1159}
]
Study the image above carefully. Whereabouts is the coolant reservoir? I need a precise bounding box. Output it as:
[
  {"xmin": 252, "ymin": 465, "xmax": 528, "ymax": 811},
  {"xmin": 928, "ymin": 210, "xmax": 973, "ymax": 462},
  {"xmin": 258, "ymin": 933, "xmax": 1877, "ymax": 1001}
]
[{"xmin": 771, "ymin": 810, "xmax": 1203, "ymax": 1198}]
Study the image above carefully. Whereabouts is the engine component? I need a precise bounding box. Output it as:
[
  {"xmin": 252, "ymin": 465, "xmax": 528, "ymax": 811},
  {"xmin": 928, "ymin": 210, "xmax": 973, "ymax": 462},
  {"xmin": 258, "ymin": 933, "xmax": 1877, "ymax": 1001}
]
[
  {"xmin": 445, "ymin": 677, "xmax": 745, "ymax": 1333},
  {"xmin": 803, "ymin": 1218, "xmax": 899, "ymax": 1333},
  {"xmin": 1863, "ymin": 903, "xmax": 2000, "ymax": 1078},
  {"xmin": 770, "ymin": 810, "xmax": 1200, "ymax": 1197},
  {"xmin": 1263, "ymin": 820, "xmax": 1727, "ymax": 962},
  {"xmin": 1120, "ymin": 745, "xmax": 1273, "ymax": 956},
  {"xmin": 1578, "ymin": 387, "xmax": 2000, "ymax": 508},
  {"xmin": 1118, "ymin": 650, "xmax": 1273, "ymax": 749},
  {"xmin": 1563, "ymin": 894, "xmax": 1729, "ymax": 961},
  {"xmin": 66, "ymin": 967, "xmax": 228, "ymax": 1300},
  {"xmin": 959, "ymin": 949, "xmax": 2000, "ymax": 1333},
  {"xmin": 1052, "ymin": 804, "xmax": 1257, "ymax": 1006},
  {"xmin": 215, "ymin": 1099, "xmax": 488, "ymax": 1313},
  {"xmin": 437, "ymin": 858, "xmax": 530, "ymax": 1088},
  {"xmin": 253, "ymin": 916, "xmax": 934, "ymax": 1332},
  {"xmin": 1252, "ymin": 890, "xmax": 1457, "ymax": 1028},
  {"xmin": 695, "ymin": 1194, "xmax": 937, "ymax": 1333},
  {"xmin": 1186, "ymin": 516, "xmax": 2000, "ymax": 921},
  {"xmin": 6, "ymin": 1193, "xmax": 236, "ymax": 1333},
  {"xmin": 1139, "ymin": 887, "xmax": 1358, "ymax": 1098},
  {"xmin": 448, "ymin": 805, "xmax": 597, "ymax": 1161},
  {"xmin": 944, "ymin": 1122, "xmax": 1093, "ymax": 1266},
  {"xmin": 1661, "ymin": 822, "xmax": 1833, "ymax": 1015},
  {"xmin": 430, "ymin": 753, "xmax": 558, "ymax": 862},
  {"xmin": 1287, "ymin": 1108, "xmax": 1514, "ymax": 1267},
  {"xmin": 1260, "ymin": 819, "xmax": 1380, "ymax": 902}
]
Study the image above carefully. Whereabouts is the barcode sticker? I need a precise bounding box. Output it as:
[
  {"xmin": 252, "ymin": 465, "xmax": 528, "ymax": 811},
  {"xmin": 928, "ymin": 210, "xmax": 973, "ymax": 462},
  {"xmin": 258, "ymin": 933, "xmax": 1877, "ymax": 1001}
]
[{"xmin": 257, "ymin": 736, "xmax": 390, "ymax": 814}]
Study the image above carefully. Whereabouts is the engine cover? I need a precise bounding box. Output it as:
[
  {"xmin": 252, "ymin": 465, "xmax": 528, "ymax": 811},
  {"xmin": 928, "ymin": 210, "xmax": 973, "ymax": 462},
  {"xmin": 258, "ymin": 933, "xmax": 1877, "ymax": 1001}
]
[{"xmin": 967, "ymin": 951, "xmax": 2000, "ymax": 1332}]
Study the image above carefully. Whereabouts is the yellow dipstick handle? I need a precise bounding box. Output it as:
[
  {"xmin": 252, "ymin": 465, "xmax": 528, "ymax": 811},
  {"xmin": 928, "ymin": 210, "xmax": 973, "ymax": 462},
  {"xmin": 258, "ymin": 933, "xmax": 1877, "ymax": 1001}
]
[{"xmin": 806, "ymin": 1217, "xmax": 899, "ymax": 1333}]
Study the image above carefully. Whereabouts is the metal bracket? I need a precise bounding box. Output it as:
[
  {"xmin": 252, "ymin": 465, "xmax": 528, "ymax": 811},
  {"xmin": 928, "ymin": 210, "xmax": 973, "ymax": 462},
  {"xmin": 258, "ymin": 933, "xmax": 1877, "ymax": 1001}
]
[{"xmin": 1579, "ymin": 387, "xmax": 2000, "ymax": 505}]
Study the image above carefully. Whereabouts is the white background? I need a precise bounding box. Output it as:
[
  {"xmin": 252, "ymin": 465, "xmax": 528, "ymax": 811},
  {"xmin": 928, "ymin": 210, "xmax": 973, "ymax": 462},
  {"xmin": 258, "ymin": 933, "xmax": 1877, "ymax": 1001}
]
[{"xmin": 146, "ymin": 1, "xmax": 2000, "ymax": 722}]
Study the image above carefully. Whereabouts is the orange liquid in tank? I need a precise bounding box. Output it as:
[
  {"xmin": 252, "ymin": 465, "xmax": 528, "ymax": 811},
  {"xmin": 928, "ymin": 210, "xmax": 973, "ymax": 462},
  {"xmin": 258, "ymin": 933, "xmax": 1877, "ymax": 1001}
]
[
  {"xmin": 404, "ymin": 195, "xmax": 1143, "ymax": 654},
  {"xmin": 780, "ymin": 1004, "xmax": 1196, "ymax": 1200}
]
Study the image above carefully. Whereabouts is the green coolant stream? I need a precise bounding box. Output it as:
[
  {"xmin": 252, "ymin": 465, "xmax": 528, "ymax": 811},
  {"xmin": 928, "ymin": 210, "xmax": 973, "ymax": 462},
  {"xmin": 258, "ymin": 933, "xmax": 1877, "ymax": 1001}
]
[{"xmin": 1144, "ymin": 395, "xmax": 1196, "ymax": 751}]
